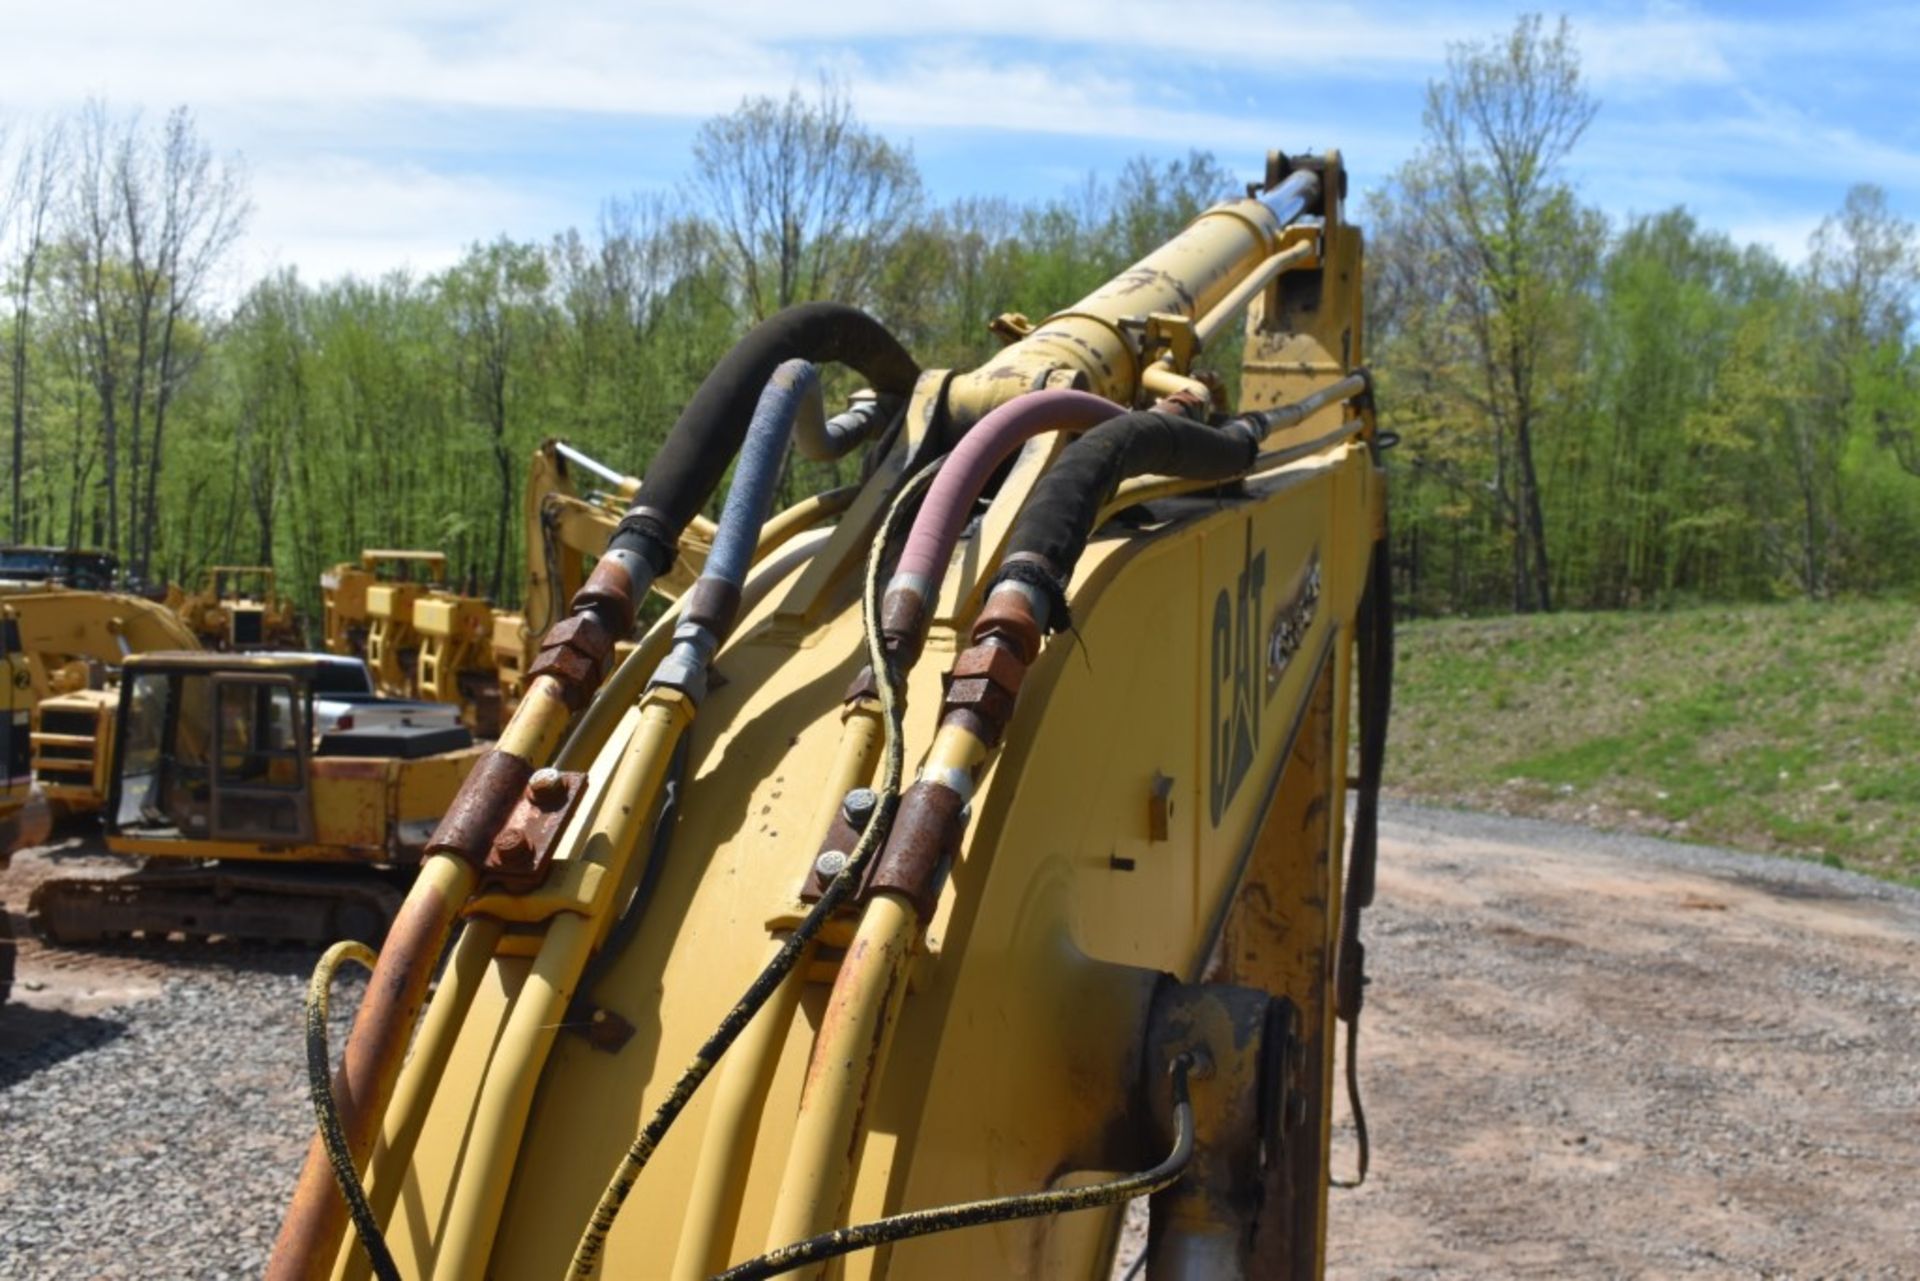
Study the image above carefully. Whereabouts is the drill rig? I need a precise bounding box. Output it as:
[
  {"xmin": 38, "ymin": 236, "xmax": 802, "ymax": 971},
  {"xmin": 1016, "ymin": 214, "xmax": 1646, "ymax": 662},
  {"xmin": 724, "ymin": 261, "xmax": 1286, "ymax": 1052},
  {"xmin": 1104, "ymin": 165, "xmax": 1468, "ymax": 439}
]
[{"xmin": 274, "ymin": 150, "xmax": 1391, "ymax": 1280}]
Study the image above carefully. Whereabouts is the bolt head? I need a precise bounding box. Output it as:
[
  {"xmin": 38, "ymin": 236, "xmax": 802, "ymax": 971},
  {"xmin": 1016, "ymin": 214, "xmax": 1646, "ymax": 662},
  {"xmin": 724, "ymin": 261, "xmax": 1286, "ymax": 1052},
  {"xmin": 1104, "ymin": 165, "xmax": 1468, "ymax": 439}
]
[
  {"xmin": 814, "ymin": 849, "xmax": 849, "ymax": 880},
  {"xmin": 493, "ymin": 828, "xmax": 534, "ymax": 868},
  {"xmin": 841, "ymin": 788, "xmax": 877, "ymax": 828},
  {"xmin": 528, "ymin": 768, "xmax": 569, "ymax": 808}
]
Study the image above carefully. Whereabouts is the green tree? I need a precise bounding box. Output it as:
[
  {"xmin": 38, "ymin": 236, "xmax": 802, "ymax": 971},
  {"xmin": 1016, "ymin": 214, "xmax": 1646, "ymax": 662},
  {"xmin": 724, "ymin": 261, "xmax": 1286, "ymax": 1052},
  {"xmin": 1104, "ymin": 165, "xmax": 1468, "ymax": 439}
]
[
  {"xmin": 1378, "ymin": 15, "xmax": 1599, "ymax": 612},
  {"xmin": 688, "ymin": 82, "xmax": 922, "ymax": 322}
]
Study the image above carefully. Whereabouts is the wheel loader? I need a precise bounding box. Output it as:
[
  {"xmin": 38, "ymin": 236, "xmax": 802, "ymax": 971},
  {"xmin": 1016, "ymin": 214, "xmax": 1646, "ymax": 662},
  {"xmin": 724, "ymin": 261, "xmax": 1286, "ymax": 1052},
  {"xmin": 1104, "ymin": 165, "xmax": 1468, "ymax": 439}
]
[{"xmin": 273, "ymin": 149, "xmax": 1391, "ymax": 1281}]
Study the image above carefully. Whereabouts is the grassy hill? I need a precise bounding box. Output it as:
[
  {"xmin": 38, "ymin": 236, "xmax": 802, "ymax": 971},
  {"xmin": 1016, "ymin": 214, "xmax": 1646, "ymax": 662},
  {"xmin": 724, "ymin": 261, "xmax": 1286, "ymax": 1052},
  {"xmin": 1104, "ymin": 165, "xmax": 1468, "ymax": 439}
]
[{"xmin": 1388, "ymin": 601, "xmax": 1920, "ymax": 883}]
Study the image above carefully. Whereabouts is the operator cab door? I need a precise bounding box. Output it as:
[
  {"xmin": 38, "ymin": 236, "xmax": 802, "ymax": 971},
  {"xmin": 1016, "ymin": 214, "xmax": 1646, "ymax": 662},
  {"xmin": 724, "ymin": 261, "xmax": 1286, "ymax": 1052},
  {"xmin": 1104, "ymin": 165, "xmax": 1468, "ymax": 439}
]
[{"xmin": 210, "ymin": 673, "xmax": 313, "ymax": 844}]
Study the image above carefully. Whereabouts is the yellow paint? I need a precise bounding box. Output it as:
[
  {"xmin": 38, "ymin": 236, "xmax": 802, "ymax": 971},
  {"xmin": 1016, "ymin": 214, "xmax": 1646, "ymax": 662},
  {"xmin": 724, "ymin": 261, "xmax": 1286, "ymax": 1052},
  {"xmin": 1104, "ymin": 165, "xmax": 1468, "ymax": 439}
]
[{"xmin": 314, "ymin": 153, "xmax": 1383, "ymax": 1280}]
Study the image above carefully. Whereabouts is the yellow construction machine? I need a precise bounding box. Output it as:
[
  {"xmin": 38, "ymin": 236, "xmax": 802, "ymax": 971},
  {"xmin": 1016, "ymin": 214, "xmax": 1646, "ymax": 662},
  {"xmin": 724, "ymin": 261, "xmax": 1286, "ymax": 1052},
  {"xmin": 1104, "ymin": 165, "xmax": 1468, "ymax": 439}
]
[
  {"xmin": 0, "ymin": 608, "xmax": 52, "ymax": 1002},
  {"xmin": 326, "ymin": 550, "xmax": 506, "ymax": 733},
  {"xmin": 176, "ymin": 564, "xmax": 305, "ymax": 650},
  {"xmin": 3, "ymin": 587, "xmax": 203, "ymax": 815},
  {"xmin": 497, "ymin": 438, "xmax": 729, "ymax": 703},
  {"xmin": 28, "ymin": 650, "xmax": 486, "ymax": 945},
  {"xmin": 321, "ymin": 551, "xmax": 450, "ymax": 670},
  {"xmin": 275, "ymin": 149, "xmax": 1392, "ymax": 1281}
]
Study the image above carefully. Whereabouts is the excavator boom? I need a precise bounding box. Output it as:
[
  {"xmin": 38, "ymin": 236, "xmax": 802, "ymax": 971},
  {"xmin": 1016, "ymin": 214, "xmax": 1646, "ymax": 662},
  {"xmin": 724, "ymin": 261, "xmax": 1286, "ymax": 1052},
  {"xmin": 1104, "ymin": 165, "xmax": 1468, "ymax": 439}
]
[{"xmin": 274, "ymin": 149, "xmax": 1386, "ymax": 1281}]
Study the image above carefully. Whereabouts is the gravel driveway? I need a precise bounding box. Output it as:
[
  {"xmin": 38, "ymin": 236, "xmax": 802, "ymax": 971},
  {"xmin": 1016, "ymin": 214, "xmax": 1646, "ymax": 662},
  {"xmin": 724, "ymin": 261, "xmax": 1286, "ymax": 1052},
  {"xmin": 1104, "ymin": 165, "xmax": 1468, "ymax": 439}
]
[{"xmin": 4, "ymin": 806, "xmax": 1918, "ymax": 1278}]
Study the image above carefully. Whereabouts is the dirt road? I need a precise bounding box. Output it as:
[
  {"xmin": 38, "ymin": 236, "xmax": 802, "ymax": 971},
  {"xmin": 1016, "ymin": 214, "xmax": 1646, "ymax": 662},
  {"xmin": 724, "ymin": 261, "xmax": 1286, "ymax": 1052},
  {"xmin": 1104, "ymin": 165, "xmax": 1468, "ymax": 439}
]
[
  {"xmin": 1327, "ymin": 803, "xmax": 1920, "ymax": 1278},
  {"xmin": 4, "ymin": 808, "xmax": 1918, "ymax": 1276}
]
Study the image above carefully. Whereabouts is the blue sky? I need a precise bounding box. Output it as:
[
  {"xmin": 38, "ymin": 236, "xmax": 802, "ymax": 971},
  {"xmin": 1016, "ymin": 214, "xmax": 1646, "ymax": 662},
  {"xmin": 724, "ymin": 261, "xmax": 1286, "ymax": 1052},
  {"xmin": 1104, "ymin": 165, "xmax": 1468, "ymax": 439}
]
[{"xmin": 5, "ymin": 0, "xmax": 1917, "ymax": 287}]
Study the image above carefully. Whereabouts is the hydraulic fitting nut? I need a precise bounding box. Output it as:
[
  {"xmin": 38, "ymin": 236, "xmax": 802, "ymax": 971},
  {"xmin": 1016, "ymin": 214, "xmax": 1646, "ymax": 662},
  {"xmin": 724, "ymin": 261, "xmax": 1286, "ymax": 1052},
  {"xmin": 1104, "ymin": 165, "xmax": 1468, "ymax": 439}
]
[{"xmin": 528, "ymin": 612, "xmax": 616, "ymax": 708}]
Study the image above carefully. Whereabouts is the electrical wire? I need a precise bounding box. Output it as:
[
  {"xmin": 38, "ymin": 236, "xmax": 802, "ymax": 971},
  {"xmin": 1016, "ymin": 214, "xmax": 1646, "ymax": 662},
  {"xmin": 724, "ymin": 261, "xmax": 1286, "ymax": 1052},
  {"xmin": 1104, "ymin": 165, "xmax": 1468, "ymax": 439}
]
[
  {"xmin": 304, "ymin": 939, "xmax": 401, "ymax": 1281},
  {"xmin": 711, "ymin": 1055, "xmax": 1197, "ymax": 1281},
  {"xmin": 1333, "ymin": 1015, "xmax": 1370, "ymax": 1189},
  {"xmin": 567, "ymin": 456, "xmax": 945, "ymax": 1279}
]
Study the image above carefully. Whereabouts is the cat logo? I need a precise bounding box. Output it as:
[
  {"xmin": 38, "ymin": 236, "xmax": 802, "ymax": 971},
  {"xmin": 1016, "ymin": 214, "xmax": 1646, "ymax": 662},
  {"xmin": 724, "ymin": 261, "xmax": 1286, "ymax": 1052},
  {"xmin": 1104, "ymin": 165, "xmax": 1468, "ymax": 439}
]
[
  {"xmin": 1209, "ymin": 523, "xmax": 1321, "ymax": 827},
  {"xmin": 1209, "ymin": 522, "xmax": 1266, "ymax": 827}
]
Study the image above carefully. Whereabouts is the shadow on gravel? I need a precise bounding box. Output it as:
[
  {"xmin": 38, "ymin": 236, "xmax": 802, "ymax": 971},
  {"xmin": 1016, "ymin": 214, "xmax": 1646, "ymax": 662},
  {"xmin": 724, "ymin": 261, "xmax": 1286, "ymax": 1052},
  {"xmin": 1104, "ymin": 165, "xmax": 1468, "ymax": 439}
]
[
  {"xmin": 39, "ymin": 937, "xmax": 321, "ymax": 979},
  {"xmin": 0, "ymin": 1004, "xmax": 127, "ymax": 1087}
]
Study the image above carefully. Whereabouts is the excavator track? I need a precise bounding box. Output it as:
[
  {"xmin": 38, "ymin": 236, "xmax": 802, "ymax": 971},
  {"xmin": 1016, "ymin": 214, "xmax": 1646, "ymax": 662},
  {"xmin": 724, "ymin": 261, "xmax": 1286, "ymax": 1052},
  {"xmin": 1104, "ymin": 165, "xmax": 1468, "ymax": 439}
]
[{"xmin": 27, "ymin": 862, "xmax": 406, "ymax": 947}]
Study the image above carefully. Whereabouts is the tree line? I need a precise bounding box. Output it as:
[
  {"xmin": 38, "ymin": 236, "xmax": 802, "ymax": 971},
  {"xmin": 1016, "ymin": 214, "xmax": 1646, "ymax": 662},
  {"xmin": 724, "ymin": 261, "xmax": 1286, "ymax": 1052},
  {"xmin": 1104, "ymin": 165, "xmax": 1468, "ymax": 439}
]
[{"xmin": 2, "ymin": 19, "xmax": 1916, "ymax": 620}]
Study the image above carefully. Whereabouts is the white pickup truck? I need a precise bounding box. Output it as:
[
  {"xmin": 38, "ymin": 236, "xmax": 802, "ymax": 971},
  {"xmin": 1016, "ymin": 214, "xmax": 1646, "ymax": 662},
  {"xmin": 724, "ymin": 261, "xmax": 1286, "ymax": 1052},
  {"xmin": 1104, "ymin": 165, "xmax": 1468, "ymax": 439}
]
[{"xmin": 299, "ymin": 654, "xmax": 464, "ymax": 737}]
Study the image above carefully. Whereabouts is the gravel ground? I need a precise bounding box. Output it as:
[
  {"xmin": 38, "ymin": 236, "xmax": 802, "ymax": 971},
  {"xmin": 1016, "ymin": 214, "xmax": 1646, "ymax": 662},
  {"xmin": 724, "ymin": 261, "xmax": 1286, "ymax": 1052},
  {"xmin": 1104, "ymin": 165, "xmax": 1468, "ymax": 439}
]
[
  {"xmin": 0, "ymin": 841, "xmax": 351, "ymax": 1279},
  {"xmin": 4, "ymin": 807, "xmax": 1918, "ymax": 1278},
  {"xmin": 1326, "ymin": 801, "xmax": 1920, "ymax": 1278}
]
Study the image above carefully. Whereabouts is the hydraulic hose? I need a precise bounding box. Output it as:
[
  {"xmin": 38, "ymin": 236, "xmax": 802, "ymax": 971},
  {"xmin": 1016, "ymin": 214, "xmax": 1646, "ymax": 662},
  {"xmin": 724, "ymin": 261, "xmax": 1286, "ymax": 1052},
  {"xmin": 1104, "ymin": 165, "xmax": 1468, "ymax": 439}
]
[
  {"xmin": 717, "ymin": 1055, "xmax": 1196, "ymax": 1281},
  {"xmin": 881, "ymin": 388, "xmax": 1122, "ymax": 657},
  {"xmin": 651, "ymin": 359, "xmax": 821, "ymax": 702},
  {"xmin": 987, "ymin": 408, "xmax": 1259, "ymax": 623},
  {"xmin": 566, "ymin": 457, "xmax": 944, "ymax": 1279},
  {"xmin": 304, "ymin": 940, "xmax": 400, "ymax": 1281},
  {"xmin": 609, "ymin": 304, "xmax": 919, "ymax": 578}
]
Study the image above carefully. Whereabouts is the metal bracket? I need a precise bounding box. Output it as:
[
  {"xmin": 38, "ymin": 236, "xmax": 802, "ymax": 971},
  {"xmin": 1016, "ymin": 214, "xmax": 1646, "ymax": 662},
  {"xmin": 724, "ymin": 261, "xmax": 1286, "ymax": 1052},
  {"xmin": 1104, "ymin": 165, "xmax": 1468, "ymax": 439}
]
[{"xmin": 480, "ymin": 768, "xmax": 587, "ymax": 894}]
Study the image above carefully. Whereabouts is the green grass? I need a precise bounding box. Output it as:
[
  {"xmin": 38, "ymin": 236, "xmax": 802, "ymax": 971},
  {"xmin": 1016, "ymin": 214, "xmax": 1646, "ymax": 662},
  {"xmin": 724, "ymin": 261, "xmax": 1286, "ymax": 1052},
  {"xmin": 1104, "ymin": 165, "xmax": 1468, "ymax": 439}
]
[{"xmin": 1388, "ymin": 600, "xmax": 1920, "ymax": 882}]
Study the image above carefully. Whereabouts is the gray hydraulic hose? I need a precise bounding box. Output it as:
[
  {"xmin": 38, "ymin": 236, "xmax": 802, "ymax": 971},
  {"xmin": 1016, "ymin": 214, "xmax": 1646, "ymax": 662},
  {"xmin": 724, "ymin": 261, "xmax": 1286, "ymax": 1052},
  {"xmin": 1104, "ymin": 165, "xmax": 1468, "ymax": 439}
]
[
  {"xmin": 794, "ymin": 391, "xmax": 900, "ymax": 464},
  {"xmin": 650, "ymin": 359, "xmax": 821, "ymax": 700}
]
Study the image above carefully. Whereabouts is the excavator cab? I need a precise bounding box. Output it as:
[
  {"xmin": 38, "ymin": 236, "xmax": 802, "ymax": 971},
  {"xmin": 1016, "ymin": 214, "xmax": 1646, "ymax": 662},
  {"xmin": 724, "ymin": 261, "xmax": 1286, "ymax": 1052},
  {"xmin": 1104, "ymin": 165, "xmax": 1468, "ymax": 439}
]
[{"xmin": 112, "ymin": 655, "xmax": 315, "ymax": 847}]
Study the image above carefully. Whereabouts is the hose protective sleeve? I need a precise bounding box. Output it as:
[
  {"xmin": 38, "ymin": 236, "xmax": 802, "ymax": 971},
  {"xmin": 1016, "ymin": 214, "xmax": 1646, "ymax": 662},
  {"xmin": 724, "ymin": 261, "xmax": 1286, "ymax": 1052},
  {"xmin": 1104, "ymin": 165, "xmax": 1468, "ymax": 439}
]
[
  {"xmin": 893, "ymin": 389, "xmax": 1123, "ymax": 590},
  {"xmin": 992, "ymin": 411, "xmax": 1257, "ymax": 601},
  {"xmin": 704, "ymin": 359, "xmax": 818, "ymax": 592},
  {"xmin": 617, "ymin": 303, "xmax": 919, "ymax": 557}
]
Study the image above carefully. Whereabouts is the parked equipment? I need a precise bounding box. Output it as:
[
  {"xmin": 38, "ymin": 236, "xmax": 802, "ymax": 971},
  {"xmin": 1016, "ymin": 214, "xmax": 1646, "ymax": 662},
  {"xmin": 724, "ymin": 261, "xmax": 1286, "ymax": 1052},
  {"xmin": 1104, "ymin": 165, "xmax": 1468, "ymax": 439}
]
[
  {"xmin": 1, "ymin": 588, "xmax": 202, "ymax": 815},
  {"xmin": 0, "ymin": 609, "xmax": 52, "ymax": 1003},
  {"xmin": 176, "ymin": 565, "xmax": 304, "ymax": 651},
  {"xmin": 321, "ymin": 551, "xmax": 448, "ymax": 666},
  {"xmin": 275, "ymin": 150, "xmax": 1389, "ymax": 1281},
  {"xmin": 28, "ymin": 651, "xmax": 484, "ymax": 946}
]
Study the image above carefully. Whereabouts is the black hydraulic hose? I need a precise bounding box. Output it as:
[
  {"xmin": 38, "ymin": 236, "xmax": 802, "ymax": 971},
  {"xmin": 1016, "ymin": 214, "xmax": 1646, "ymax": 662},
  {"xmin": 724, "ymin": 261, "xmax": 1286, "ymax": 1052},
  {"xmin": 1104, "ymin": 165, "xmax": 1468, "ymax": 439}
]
[
  {"xmin": 986, "ymin": 409, "xmax": 1258, "ymax": 624},
  {"xmin": 305, "ymin": 941, "xmax": 402, "ymax": 1281},
  {"xmin": 713, "ymin": 1055, "xmax": 1196, "ymax": 1281},
  {"xmin": 610, "ymin": 304, "xmax": 920, "ymax": 575}
]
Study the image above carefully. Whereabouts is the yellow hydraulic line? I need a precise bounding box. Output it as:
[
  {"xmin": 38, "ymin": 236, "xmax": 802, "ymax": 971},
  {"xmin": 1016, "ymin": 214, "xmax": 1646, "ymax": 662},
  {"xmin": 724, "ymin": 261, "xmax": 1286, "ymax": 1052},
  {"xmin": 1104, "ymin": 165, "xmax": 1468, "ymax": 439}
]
[
  {"xmin": 671, "ymin": 699, "xmax": 887, "ymax": 1280},
  {"xmin": 1192, "ymin": 240, "xmax": 1314, "ymax": 346},
  {"xmin": 760, "ymin": 890, "xmax": 918, "ymax": 1276},
  {"xmin": 434, "ymin": 691, "xmax": 692, "ymax": 1280},
  {"xmin": 1139, "ymin": 364, "xmax": 1214, "ymax": 406},
  {"xmin": 752, "ymin": 485, "xmax": 857, "ymax": 567},
  {"xmin": 759, "ymin": 722, "xmax": 989, "ymax": 1269},
  {"xmin": 334, "ymin": 917, "xmax": 505, "ymax": 1281}
]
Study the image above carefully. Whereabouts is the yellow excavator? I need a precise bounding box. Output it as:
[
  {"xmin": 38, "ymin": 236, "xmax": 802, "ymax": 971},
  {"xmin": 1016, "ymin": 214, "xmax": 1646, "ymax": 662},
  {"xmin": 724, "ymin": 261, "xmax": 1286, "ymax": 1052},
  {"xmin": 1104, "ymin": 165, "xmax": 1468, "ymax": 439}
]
[
  {"xmin": 500, "ymin": 437, "xmax": 741, "ymax": 706},
  {"xmin": 274, "ymin": 149, "xmax": 1391, "ymax": 1281},
  {"xmin": 2, "ymin": 587, "xmax": 203, "ymax": 815},
  {"xmin": 0, "ymin": 607, "xmax": 52, "ymax": 1002}
]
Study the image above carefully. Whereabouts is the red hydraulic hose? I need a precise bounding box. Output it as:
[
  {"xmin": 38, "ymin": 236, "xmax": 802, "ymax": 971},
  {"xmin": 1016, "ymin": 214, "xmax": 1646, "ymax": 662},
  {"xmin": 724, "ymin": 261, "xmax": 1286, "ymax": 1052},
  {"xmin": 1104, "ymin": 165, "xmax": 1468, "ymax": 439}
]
[{"xmin": 888, "ymin": 389, "xmax": 1121, "ymax": 612}]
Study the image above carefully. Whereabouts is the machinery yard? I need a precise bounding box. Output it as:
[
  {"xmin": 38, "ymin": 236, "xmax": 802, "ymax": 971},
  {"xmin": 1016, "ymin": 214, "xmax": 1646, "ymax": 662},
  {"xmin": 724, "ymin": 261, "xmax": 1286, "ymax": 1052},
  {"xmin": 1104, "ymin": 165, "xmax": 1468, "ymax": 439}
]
[
  {"xmin": 3, "ymin": 8, "xmax": 1918, "ymax": 1275},
  {"xmin": 4, "ymin": 804, "xmax": 1915, "ymax": 1279}
]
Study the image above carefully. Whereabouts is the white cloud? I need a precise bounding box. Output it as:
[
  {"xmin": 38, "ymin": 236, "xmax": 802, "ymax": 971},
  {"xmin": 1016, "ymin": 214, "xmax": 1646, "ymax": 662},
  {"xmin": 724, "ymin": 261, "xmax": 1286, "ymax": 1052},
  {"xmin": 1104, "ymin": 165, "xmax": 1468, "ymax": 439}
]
[
  {"xmin": 238, "ymin": 154, "xmax": 566, "ymax": 285},
  {"xmin": 4, "ymin": 0, "xmax": 1914, "ymax": 285}
]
